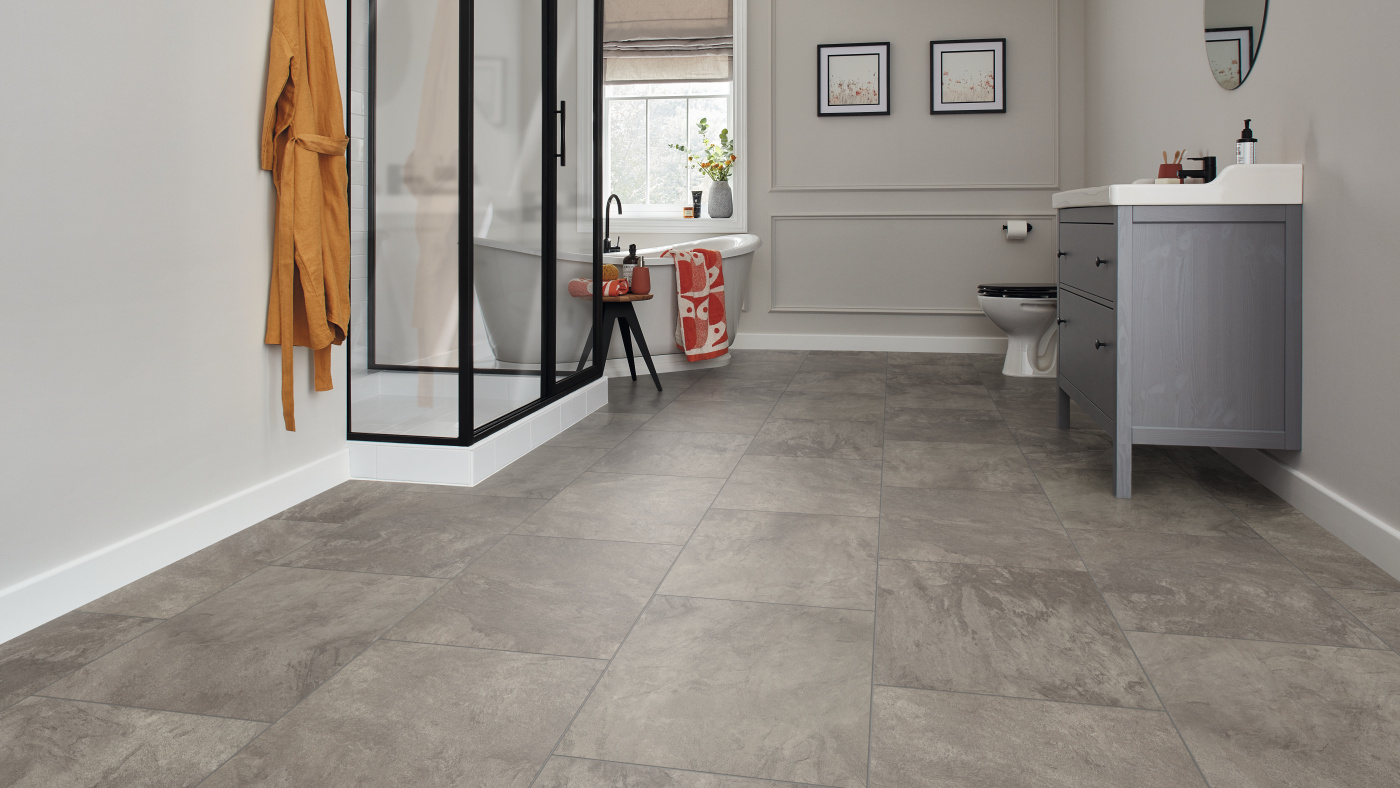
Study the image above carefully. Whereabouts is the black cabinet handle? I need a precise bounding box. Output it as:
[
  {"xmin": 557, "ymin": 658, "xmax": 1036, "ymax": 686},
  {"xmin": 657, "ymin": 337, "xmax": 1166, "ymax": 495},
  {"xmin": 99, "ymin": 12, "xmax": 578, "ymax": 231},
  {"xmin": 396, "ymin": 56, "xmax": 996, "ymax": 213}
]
[
  {"xmin": 1057, "ymin": 251, "xmax": 1068, "ymax": 258},
  {"xmin": 1094, "ymin": 340, "xmax": 1108, "ymax": 350},
  {"xmin": 1056, "ymin": 318, "xmax": 1067, "ymax": 325},
  {"xmin": 1094, "ymin": 257, "xmax": 1109, "ymax": 267}
]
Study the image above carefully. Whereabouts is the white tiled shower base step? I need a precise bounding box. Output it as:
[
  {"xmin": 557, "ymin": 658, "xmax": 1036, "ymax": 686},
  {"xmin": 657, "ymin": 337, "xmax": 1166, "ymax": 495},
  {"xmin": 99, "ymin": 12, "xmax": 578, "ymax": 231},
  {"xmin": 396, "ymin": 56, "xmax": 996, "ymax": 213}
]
[{"xmin": 347, "ymin": 377, "xmax": 608, "ymax": 486}]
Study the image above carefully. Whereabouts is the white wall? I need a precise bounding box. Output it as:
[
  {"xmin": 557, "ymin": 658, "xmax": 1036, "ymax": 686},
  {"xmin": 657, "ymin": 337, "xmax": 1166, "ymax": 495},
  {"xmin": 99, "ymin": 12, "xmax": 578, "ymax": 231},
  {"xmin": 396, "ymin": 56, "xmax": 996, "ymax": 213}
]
[
  {"xmin": 0, "ymin": 1, "xmax": 350, "ymax": 639},
  {"xmin": 1084, "ymin": 1, "xmax": 1400, "ymax": 541},
  {"xmin": 737, "ymin": 0, "xmax": 1086, "ymax": 349}
]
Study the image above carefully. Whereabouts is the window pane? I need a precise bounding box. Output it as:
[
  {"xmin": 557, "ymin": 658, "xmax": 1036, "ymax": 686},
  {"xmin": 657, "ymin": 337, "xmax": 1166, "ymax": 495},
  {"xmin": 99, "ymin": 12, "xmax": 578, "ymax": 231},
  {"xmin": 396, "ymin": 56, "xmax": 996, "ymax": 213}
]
[
  {"xmin": 647, "ymin": 98, "xmax": 687, "ymax": 205},
  {"xmin": 686, "ymin": 96, "xmax": 730, "ymax": 193},
  {"xmin": 607, "ymin": 99, "xmax": 646, "ymax": 204}
]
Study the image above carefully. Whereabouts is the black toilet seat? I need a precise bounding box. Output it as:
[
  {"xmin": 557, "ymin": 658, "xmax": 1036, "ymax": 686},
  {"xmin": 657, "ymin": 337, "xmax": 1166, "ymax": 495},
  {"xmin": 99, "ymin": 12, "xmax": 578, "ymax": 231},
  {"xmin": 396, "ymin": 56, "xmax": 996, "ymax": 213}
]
[{"xmin": 978, "ymin": 283, "xmax": 1058, "ymax": 299}]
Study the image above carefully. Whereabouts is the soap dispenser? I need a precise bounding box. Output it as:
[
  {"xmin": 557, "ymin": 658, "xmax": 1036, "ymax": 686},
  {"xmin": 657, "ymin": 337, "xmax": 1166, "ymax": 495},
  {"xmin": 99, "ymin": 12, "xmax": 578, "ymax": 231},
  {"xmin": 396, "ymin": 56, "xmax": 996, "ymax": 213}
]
[
  {"xmin": 622, "ymin": 244, "xmax": 639, "ymax": 286},
  {"xmin": 1237, "ymin": 119, "xmax": 1256, "ymax": 165}
]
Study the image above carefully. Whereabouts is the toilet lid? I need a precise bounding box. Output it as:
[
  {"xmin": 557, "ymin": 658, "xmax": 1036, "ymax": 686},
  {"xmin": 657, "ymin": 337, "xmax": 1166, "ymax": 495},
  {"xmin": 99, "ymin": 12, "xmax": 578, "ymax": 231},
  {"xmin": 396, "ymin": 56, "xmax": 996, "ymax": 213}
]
[{"xmin": 978, "ymin": 283, "xmax": 1057, "ymax": 298}]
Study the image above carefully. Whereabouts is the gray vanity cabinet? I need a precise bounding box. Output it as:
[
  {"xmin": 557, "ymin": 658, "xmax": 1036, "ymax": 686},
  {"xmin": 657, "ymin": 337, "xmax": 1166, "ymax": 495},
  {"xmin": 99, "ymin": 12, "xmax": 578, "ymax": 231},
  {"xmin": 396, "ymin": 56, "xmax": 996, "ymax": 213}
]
[{"xmin": 1055, "ymin": 205, "xmax": 1302, "ymax": 497}]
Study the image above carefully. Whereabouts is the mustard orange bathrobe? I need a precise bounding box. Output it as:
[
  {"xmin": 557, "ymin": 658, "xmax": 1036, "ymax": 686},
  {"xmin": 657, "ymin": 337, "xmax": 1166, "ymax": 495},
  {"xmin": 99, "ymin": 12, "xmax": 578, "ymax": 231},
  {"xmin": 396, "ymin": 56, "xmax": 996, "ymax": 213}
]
[{"xmin": 261, "ymin": 0, "xmax": 350, "ymax": 431}]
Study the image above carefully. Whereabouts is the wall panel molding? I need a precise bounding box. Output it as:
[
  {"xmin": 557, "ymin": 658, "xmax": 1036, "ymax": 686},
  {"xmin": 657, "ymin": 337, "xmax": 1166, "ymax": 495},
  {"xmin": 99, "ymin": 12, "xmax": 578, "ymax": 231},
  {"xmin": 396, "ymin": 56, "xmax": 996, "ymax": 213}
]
[
  {"xmin": 767, "ymin": 0, "xmax": 1061, "ymax": 192},
  {"xmin": 770, "ymin": 212, "xmax": 1057, "ymax": 315}
]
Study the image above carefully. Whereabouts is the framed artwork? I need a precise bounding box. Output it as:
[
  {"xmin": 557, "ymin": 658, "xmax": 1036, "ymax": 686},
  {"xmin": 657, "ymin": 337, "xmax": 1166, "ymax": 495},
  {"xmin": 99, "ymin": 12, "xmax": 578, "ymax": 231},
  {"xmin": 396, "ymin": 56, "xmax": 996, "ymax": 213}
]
[
  {"xmin": 817, "ymin": 42, "xmax": 891, "ymax": 116},
  {"xmin": 930, "ymin": 38, "xmax": 1006, "ymax": 114},
  {"xmin": 1205, "ymin": 27, "xmax": 1253, "ymax": 89}
]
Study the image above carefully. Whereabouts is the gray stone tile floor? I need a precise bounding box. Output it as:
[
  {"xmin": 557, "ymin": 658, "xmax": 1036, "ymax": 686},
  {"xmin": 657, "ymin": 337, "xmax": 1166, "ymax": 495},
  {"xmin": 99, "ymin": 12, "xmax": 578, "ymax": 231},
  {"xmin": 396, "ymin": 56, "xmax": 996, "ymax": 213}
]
[{"xmin": 3, "ymin": 349, "xmax": 1400, "ymax": 786}]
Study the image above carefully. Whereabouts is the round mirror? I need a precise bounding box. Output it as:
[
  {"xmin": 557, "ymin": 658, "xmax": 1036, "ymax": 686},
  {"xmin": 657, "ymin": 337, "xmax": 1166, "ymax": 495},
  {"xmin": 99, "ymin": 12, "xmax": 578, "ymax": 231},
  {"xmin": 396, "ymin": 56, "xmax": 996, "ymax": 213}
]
[{"xmin": 1205, "ymin": 0, "xmax": 1268, "ymax": 89}]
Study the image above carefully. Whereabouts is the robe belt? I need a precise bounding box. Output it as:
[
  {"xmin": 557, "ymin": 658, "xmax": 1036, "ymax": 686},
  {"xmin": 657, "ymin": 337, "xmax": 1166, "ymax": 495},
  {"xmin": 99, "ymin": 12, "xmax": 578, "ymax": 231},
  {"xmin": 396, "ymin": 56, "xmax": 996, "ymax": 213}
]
[{"xmin": 290, "ymin": 133, "xmax": 349, "ymax": 156}]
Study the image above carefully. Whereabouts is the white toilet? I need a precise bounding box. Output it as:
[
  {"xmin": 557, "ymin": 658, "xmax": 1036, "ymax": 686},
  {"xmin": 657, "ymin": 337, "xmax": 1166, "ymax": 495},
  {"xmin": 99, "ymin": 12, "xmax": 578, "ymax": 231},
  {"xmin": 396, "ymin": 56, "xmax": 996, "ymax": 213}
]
[{"xmin": 977, "ymin": 283, "xmax": 1059, "ymax": 378}]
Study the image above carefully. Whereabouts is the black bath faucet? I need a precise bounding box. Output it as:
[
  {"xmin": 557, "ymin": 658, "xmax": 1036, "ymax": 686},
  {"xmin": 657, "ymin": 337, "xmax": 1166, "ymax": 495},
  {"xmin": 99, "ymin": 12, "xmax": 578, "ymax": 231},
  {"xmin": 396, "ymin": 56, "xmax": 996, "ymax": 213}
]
[
  {"xmin": 603, "ymin": 195, "xmax": 622, "ymax": 253},
  {"xmin": 1179, "ymin": 156, "xmax": 1217, "ymax": 183}
]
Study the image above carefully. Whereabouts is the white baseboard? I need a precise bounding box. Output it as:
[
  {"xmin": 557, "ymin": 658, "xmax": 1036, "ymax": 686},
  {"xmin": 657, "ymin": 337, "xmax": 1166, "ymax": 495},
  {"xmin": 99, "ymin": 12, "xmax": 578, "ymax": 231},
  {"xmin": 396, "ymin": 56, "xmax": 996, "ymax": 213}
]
[
  {"xmin": 1216, "ymin": 448, "xmax": 1400, "ymax": 582},
  {"xmin": 730, "ymin": 332, "xmax": 1009, "ymax": 355},
  {"xmin": 0, "ymin": 451, "xmax": 350, "ymax": 644}
]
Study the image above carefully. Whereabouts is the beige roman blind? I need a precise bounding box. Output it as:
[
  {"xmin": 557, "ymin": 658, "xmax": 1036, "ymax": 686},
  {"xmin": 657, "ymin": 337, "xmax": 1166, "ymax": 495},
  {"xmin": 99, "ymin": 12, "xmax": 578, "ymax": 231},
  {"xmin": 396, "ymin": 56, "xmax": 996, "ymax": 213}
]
[{"xmin": 604, "ymin": 0, "xmax": 734, "ymax": 83}]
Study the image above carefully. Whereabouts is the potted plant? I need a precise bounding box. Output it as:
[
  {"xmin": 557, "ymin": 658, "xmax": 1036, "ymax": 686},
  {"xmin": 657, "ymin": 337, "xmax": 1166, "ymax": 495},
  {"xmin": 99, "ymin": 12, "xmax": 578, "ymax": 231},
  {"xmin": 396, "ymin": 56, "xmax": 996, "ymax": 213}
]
[{"xmin": 670, "ymin": 118, "xmax": 736, "ymax": 219}]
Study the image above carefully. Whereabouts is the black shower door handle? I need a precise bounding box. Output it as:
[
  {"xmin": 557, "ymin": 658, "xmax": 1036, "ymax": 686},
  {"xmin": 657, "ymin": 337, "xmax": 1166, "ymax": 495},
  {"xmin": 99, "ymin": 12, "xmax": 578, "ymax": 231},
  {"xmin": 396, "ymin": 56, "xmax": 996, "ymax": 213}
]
[{"xmin": 556, "ymin": 101, "xmax": 566, "ymax": 167}]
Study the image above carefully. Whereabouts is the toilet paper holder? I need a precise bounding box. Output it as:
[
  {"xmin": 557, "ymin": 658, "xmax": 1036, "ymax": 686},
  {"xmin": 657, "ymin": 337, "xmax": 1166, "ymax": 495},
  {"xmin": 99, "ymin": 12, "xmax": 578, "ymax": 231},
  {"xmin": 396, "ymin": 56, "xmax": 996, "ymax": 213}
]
[{"xmin": 1001, "ymin": 222, "xmax": 1034, "ymax": 232}]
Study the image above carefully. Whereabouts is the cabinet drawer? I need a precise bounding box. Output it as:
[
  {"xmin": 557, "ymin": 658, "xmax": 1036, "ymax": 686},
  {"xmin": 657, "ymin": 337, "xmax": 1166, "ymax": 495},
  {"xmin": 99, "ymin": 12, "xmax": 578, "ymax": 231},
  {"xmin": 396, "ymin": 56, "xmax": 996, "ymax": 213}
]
[
  {"xmin": 1058, "ymin": 290, "xmax": 1117, "ymax": 416},
  {"xmin": 1058, "ymin": 222, "xmax": 1118, "ymax": 302}
]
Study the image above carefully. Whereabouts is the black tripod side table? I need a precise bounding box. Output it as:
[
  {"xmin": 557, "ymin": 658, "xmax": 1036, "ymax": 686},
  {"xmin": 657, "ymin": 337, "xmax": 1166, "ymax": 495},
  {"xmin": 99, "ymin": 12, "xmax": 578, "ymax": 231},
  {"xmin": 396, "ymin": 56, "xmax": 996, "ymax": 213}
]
[{"xmin": 574, "ymin": 293, "xmax": 663, "ymax": 392}]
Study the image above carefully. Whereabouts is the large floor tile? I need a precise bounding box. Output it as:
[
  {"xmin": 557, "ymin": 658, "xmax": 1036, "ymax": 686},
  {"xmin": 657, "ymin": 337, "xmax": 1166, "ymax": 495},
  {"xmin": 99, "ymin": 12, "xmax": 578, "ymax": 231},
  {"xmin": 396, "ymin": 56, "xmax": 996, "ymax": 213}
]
[
  {"xmin": 995, "ymin": 398, "xmax": 1099, "ymax": 430},
  {"xmin": 887, "ymin": 365, "xmax": 983, "ymax": 386},
  {"xmin": 770, "ymin": 390, "xmax": 885, "ymax": 423},
  {"xmin": 746, "ymin": 418, "xmax": 884, "ymax": 460},
  {"xmin": 389, "ymin": 535, "xmax": 678, "ymax": 658},
  {"xmin": 1020, "ymin": 443, "xmax": 1182, "ymax": 474},
  {"xmin": 1165, "ymin": 447, "xmax": 1285, "ymax": 507},
  {"xmin": 0, "ymin": 697, "xmax": 264, "ymax": 788},
  {"xmin": 703, "ymin": 360, "xmax": 803, "ymax": 381},
  {"xmin": 547, "ymin": 412, "xmax": 652, "ymax": 448},
  {"xmin": 884, "ymin": 407, "xmax": 1016, "ymax": 445},
  {"xmin": 659, "ymin": 509, "xmax": 878, "ymax": 609},
  {"xmin": 536, "ymin": 756, "xmax": 794, "ymax": 787},
  {"xmin": 1329, "ymin": 589, "xmax": 1400, "ymax": 651},
  {"xmin": 888, "ymin": 352, "xmax": 977, "ymax": 368},
  {"xmin": 798, "ymin": 350, "xmax": 888, "ymax": 373},
  {"xmin": 0, "ymin": 612, "xmax": 160, "ymax": 712},
  {"xmin": 519, "ymin": 472, "xmax": 724, "ymax": 543},
  {"xmin": 677, "ymin": 376, "xmax": 791, "ymax": 403},
  {"xmin": 277, "ymin": 492, "xmax": 542, "ymax": 577},
  {"xmin": 1073, "ymin": 531, "xmax": 1385, "ymax": 648},
  {"xmin": 868, "ymin": 686, "xmax": 1203, "ymax": 788},
  {"xmin": 45, "ymin": 566, "xmax": 441, "ymax": 721},
  {"xmin": 882, "ymin": 441, "xmax": 1041, "ymax": 493},
  {"xmin": 712, "ymin": 455, "xmax": 882, "ymax": 517},
  {"xmin": 201, "ymin": 640, "xmax": 603, "ymax": 788},
  {"xmin": 786, "ymin": 371, "xmax": 887, "ymax": 396},
  {"xmin": 273, "ymin": 480, "xmax": 403, "ymax": 523},
  {"xmin": 557, "ymin": 595, "xmax": 872, "ymax": 787},
  {"xmin": 594, "ymin": 430, "xmax": 752, "ymax": 478},
  {"xmin": 884, "ymin": 381, "xmax": 996, "ymax": 411},
  {"xmin": 879, "ymin": 487, "xmax": 1083, "ymax": 570},
  {"xmin": 1235, "ymin": 505, "xmax": 1400, "ymax": 591},
  {"xmin": 604, "ymin": 382, "xmax": 684, "ymax": 414},
  {"xmin": 1037, "ymin": 466, "xmax": 1256, "ymax": 538},
  {"xmin": 642, "ymin": 399, "xmax": 776, "ymax": 435},
  {"xmin": 462, "ymin": 446, "xmax": 609, "ymax": 498},
  {"xmin": 1008, "ymin": 425, "xmax": 1112, "ymax": 455},
  {"xmin": 83, "ymin": 518, "xmax": 335, "ymax": 618},
  {"xmin": 1131, "ymin": 631, "xmax": 1400, "ymax": 788},
  {"xmin": 875, "ymin": 560, "xmax": 1156, "ymax": 708}
]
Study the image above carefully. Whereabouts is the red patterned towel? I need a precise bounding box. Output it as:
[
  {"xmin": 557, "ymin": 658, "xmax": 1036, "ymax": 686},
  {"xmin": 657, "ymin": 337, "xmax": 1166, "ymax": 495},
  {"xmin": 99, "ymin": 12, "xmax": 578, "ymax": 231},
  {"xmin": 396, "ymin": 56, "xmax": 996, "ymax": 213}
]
[
  {"xmin": 567, "ymin": 278, "xmax": 629, "ymax": 298},
  {"xmin": 662, "ymin": 247, "xmax": 728, "ymax": 361}
]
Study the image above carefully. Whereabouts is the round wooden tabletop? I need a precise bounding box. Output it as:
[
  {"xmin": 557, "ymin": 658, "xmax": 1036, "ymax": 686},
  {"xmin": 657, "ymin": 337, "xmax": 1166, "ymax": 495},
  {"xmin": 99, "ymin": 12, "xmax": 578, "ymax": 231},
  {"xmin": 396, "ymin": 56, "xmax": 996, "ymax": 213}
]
[{"xmin": 585, "ymin": 293, "xmax": 654, "ymax": 302}]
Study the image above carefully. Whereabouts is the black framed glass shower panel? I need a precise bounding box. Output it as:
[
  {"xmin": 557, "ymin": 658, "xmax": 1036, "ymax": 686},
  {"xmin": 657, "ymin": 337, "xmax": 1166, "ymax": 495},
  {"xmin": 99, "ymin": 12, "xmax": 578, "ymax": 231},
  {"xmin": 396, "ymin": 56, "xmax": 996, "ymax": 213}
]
[{"xmin": 347, "ymin": 0, "xmax": 605, "ymax": 447}]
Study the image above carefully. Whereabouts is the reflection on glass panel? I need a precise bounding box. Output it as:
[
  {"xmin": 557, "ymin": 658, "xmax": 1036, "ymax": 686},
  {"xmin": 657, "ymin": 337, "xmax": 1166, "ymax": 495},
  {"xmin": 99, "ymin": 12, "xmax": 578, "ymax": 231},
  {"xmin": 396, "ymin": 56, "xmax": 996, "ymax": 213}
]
[
  {"xmin": 352, "ymin": 0, "xmax": 461, "ymax": 440},
  {"xmin": 472, "ymin": 0, "xmax": 546, "ymax": 426},
  {"xmin": 608, "ymin": 100, "xmax": 646, "ymax": 204},
  {"xmin": 647, "ymin": 98, "xmax": 687, "ymax": 205},
  {"xmin": 687, "ymin": 96, "xmax": 729, "ymax": 193},
  {"xmin": 554, "ymin": 0, "xmax": 596, "ymax": 383}
]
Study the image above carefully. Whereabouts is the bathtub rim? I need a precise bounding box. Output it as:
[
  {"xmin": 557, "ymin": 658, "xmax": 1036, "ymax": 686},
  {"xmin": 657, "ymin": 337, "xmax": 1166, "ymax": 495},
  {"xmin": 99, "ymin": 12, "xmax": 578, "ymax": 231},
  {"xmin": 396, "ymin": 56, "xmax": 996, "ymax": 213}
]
[{"xmin": 472, "ymin": 233, "xmax": 762, "ymax": 265}]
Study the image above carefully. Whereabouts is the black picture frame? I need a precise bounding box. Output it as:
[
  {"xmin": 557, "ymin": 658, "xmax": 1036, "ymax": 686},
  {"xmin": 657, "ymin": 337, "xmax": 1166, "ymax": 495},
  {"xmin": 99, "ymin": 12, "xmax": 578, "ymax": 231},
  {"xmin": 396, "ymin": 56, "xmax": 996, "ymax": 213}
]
[
  {"xmin": 930, "ymin": 38, "xmax": 1006, "ymax": 115},
  {"xmin": 817, "ymin": 42, "xmax": 891, "ymax": 117}
]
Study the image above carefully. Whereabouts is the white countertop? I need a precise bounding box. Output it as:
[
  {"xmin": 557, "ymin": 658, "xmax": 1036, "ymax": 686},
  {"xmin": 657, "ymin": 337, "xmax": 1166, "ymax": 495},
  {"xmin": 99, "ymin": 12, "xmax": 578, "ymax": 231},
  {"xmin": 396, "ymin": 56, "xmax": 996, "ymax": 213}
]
[{"xmin": 1052, "ymin": 163, "xmax": 1303, "ymax": 208}]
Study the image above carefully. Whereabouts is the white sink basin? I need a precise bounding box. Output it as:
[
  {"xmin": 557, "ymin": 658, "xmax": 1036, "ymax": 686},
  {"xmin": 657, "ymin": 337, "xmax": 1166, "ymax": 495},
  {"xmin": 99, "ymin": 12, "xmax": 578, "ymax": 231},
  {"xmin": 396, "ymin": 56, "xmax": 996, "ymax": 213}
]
[{"xmin": 1053, "ymin": 163, "xmax": 1302, "ymax": 208}]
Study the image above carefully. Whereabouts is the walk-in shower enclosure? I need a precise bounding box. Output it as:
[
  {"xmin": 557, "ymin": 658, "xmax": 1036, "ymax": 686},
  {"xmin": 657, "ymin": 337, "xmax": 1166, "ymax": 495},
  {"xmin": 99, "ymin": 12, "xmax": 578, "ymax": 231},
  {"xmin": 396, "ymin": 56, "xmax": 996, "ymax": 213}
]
[{"xmin": 347, "ymin": 0, "xmax": 605, "ymax": 450}]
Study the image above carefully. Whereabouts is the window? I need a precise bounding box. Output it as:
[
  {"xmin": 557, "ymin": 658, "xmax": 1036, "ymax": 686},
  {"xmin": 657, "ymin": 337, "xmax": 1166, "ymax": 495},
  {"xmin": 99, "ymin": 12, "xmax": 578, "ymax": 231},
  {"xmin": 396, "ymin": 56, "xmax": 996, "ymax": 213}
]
[{"xmin": 605, "ymin": 82, "xmax": 733, "ymax": 214}]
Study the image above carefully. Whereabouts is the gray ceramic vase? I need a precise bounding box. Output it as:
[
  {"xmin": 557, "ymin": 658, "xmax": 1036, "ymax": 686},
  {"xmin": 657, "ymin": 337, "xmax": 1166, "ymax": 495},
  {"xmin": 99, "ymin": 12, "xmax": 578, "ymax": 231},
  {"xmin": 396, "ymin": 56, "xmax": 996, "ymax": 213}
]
[{"xmin": 707, "ymin": 179, "xmax": 733, "ymax": 219}]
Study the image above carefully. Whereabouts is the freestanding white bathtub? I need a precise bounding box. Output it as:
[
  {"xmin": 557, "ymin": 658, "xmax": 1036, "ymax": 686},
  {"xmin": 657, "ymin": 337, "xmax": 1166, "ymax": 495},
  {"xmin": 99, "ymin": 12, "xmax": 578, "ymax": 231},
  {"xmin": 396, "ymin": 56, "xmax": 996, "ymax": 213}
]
[{"xmin": 473, "ymin": 234, "xmax": 761, "ymax": 373}]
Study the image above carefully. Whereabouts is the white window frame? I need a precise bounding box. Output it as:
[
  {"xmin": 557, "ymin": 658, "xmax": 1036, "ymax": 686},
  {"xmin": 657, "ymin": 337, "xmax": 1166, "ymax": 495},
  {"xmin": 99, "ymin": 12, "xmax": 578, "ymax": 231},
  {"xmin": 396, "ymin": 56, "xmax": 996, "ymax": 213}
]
[{"xmin": 576, "ymin": 0, "xmax": 747, "ymax": 234}]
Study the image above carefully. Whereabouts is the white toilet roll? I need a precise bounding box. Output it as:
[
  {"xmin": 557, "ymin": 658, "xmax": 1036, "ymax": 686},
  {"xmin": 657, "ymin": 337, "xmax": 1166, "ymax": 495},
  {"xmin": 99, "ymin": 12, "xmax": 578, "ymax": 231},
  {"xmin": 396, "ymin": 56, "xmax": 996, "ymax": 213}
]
[{"xmin": 1004, "ymin": 220, "xmax": 1029, "ymax": 240}]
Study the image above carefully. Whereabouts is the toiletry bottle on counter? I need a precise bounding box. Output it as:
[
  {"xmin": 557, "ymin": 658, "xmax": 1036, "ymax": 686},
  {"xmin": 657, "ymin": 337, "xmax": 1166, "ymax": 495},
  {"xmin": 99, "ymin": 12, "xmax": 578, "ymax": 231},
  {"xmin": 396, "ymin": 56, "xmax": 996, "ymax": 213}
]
[
  {"xmin": 1237, "ymin": 119, "xmax": 1256, "ymax": 165},
  {"xmin": 622, "ymin": 244, "xmax": 639, "ymax": 286},
  {"xmin": 631, "ymin": 250, "xmax": 651, "ymax": 295}
]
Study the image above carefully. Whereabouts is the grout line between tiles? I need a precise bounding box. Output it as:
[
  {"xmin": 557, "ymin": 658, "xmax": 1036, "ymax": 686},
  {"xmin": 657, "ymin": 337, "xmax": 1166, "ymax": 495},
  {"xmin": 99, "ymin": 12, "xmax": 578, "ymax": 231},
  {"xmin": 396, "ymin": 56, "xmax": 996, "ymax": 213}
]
[
  {"xmin": 376, "ymin": 637, "xmax": 610, "ymax": 663},
  {"xmin": 650, "ymin": 593, "xmax": 875, "ymax": 615},
  {"xmin": 546, "ymin": 754, "xmax": 839, "ymax": 787},
  {"xmin": 31, "ymin": 694, "xmax": 272, "ymax": 726},
  {"xmin": 867, "ymin": 359, "xmax": 889, "ymax": 788},
  {"xmin": 1117, "ymin": 629, "xmax": 1400, "ymax": 654},
  {"xmin": 869, "ymin": 682, "xmax": 1167, "ymax": 714}
]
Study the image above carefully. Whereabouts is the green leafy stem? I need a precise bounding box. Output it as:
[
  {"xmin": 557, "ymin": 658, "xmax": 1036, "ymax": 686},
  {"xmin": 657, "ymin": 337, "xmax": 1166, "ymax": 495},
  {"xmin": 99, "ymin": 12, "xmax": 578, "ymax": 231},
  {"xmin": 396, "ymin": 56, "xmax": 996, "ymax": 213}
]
[{"xmin": 668, "ymin": 117, "xmax": 737, "ymax": 182}]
